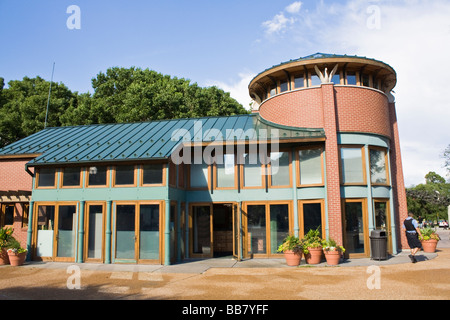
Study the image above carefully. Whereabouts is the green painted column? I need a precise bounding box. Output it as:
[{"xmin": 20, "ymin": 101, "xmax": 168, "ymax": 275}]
[
  {"xmin": 164, "ymin": 200, "xmax": 171, "ymax": 265},
  {"xmin": 105, "ymin": 200, "xmax": 112, "ymax": 264},
  {"xmin": 176, "ymin": 200, "xmax": 182, "ymax": 262},
  {"xmin": 26, "ymin": 201, "xmax": 34, "ymax": 261},
  {"xmin": 77, "ymin": 201, "xmax": 85, "ymax": 263}
]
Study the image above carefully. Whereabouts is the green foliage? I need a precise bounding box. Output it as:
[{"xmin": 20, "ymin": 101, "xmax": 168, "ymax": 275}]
[
  {"xmin": 322, "ymin": 238, "xmax": 346, "ymax": 253},
  {"xmin": 301, "ymin": 227, "xmax": 323, "ymax": 254},
  {"xmin": 419, "ymin": 227, "xmax": 440, "ymax": 241},
  {"xmin": 406, "ymin": 171, "xmax": 450, "ymax": 221},
  {"xmin": 0, "ymin": 68, "xmax": 248, "ymax": 147},
  {"xmin": 277, "ymin": 234, "xmax": 302, "ymax": 253},
  {"xmin": 0, "ymin": 227, "xmax": 17, "ymax": 248}
]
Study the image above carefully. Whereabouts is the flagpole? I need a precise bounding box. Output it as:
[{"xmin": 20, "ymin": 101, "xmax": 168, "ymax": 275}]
[{"xmin": 44, "ymin": 62, "xmax": 55, "ymax": 128}]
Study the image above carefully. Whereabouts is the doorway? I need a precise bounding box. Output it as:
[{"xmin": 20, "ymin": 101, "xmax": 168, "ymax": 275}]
[{"xmin": 190, "ymin": 203, "xmax": 235, "ymax": 259}]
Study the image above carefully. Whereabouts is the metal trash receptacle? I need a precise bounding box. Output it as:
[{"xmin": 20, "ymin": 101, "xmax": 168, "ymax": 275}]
[{"xmin": 370, "ymin": 230, "xmax": 388, "ymax": 260}]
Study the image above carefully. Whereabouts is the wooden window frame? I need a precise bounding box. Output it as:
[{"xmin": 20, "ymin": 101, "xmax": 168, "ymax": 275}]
[
  {"xmin": 213, "ymin": 153, "xmax": 238, "ymax": 190},
  {"xmin": 298, "ymin": 199, "xmax": 325, "ymax": 239},
  {"xmin": 83, "ymin": 201, "xmax": 106, "ymax": 263},
  {"xmin": 60, "ymin": 166, "xmax": 83, "ymax": 189},
  {"xmin": 240, "ymin": 152, "xmax": 266, "ymax": 190},
  {"xmin": 296, "ymin": 146, "xmax": 325, "ymax": 187},
  {"xmin": 140, "ymin": 162, "xmax": 166, "ymax": 187},
  {"xmin": 341, "ymin": 198, "xmax": 369, "ymax": 258},
  {"xmin": 35, "ymin": 167, "xmax": 58, "ymax": 189},
  {"xmin": 339, "ymin": 145, "xmax": 367, "ymax": 186},
  {"xmin": 267, "ymin": 149, "xmax": 292, "ymax": 188},
  {"xmin": 187, "ymin": 163, "xmax": 211, "ymax": 191},
  {"xmin": 112, "ymin": 165, "xmax": 138, "ymax": 188},
  {"xmin": 369, "ymin": 146, "xmax": 390, "ymax": 186},
  {"xmin": 85, "ymin": 165, "xmax": 110, "ymax": 188},
  {"xmin": 242, "ymin": 201, "xmax": 293, "ymax": 259}
]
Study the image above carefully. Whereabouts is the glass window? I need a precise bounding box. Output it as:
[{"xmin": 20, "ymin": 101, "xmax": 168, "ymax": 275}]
[
  {"xmin": 270, "ymin": 151, "xmax": 290, "ymax": 186},
  {"xmin": 142, "ymin": 164, "xmax": 164, "ymax": 185},
  {"xmin": 298, "ymin": 148, "xmax": 323, "ymax": 185},
  {"xmin": 190, "ymin": 163, "xmax": 208, "ymax": 188},
  {"xmin": 294, "ymin": 75, "xmax": 304, "ymax": 88},
  {"xmin": 115, "ymin": 205, "xmax": 136, "ymax": 259},
  {"xmin": 115, "ymin": 165, "xmax": 135, "ymax": 185},
  {"xmin": 269, "ymin": 86, "xmax": 277, "ymax": 97},
  {"xmin": 56, "ymin": 205, "xmax": 77, "ymax": 258},
  {"xmin": 247, "ymin": 205, "xmax": 266, "ymax": 254},
  {"xmin": 280, "ymin": 81, "xmax": 288, "ymax": 93},
  {"xmin": 370, "ymin": 148, "xmax": 388, "ymax": 184},
  {"xmin": 344, "ymin": 201, "xmax": 365, "ymax": 254},
  {"xmin": 269, "ymin": 204, "xmax": 289, "ymax": 254},
  {"xmin": 243, "ymin": 152, "xmax": 263, "ymax": 188},
  {"xmin": 139, "ymin": 204, "xmax": 160, "ymax": 260},
  {"xmin": 216, "ymin": 154, "xmax": 235, "ymax": 188},
  {"xmin": 340, "ymin": 147, "xmax": 364, "ymax": 184},
  {"xmin": 38, "ymin": 167, "xmax": 56, "ymax": 187},
  {"xmin": 88, "ymin": 166, "xmax": 107, "ymax": 186},
  {"xmin": 87, "ymin": 205, "xmax": 103, "ymax": 260},
  {"xmin": 301, "ymin": 202, "xmax": 323, "ymax": 237},
  {"xmin": 62, "ymin": 167, "xmax": 81, "ymax": 186},
  {"xmin": 346, "ymin": 72, "xmax": 357, "ymax": 85},
  {"xmin": 36, "ymin": 205, "xmax": 55, "ymax": 257},
  {"xmin": 2, "ymin": 204, "xmax": 14, "ymax": 225},
  {"xmin": 362, "ymin": 74, "xmax": 370, "ymax": 87},
  {"xmin": 310, "ymin": 75, "xmax": 321, "ymax": 86},
  {"xmin": 374, "ymin": 201, "xmax": 388, "ymax": 231}
]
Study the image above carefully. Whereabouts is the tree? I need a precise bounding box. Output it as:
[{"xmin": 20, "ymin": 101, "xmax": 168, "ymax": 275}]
[
  {"xmin": 62, "ymin": 67, "xmax": 248, "ymax": 126},
  {"xmin": 0, "ymin": 76, "xmax": 77, "ymax": 147},
  {"xmin": 406, "ymin": 171, "xmax": 450, "ymax": 221},
  {"xmin": 443, "ymin": 144, "xmax": 450, "ymax": 179}
]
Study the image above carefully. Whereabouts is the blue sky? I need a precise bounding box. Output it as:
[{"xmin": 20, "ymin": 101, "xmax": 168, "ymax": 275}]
[{"xmin": 1, "ymin": 0, "xmax": 449, "ymax": 186}]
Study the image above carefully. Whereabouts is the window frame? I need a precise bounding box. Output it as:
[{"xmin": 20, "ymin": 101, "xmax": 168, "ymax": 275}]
[
  {"xmin": 369, "ymin": 146, "xmax": 390, "ymax": 186},
  {"xmin": 298, "ymin": 199, "xmax": 325, "ymax": 239},
  {"xmin": 267, "ymin": 149, "xmax": 292, "ymax": 188},
  {"xmin": 35, "ymin": 167, "xmax": 57, "ymax": 189},
  {"xmin": 112, "ymin": 164, "xmax": 137, "ymax": 187},
  {"xmin": 140, "ymin": 162, "xmax": 166, "ymax": 187},
  {"xmin": 213, "ymin": 153, "xmax": 238, "ymax": 190},
  {"xmin": 60, "ymin": 166, "xmax": 83, "ymax": 189},
  {"xmin": 296, "ymin": 146, "xmax": 325, "ymax": 187},
  {"xmin": 339, "ymin": 145, "xmax": 367, "ymax": 186},
  {"xmin": 240, "ymin": 151, "xmax": 266, "ymax": 190}
]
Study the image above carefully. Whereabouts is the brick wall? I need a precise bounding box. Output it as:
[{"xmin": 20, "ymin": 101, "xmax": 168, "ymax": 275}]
[{"xmin": 0, "ymin": 158, "xmax": 33, "ymax": 248}]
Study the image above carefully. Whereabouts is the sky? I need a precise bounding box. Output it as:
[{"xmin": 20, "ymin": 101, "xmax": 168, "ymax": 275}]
[{"xmin": 0, "ymin": 0, "xmax": 449, "ymax": 187}]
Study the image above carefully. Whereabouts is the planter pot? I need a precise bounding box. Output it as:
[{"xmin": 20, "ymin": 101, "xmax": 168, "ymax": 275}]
[
  {"xmin": 283, "ymin": 250, "xmax": 302, "ymax": 266},
  {"xmin": 305, "ymin": 247, "xmax": 323, "ymax": 264},
  {"xmin": 324, "ymin": 250, "xmax": 341, "ymax": 266},
  {"xmin": 0, "ymin": 248, "xmax": 9, "ymax": 265},
  {"xmin": 7, "ymin": 252, "xmax": 26, "ymax": 266},
  {"xmin": 421, "ymin": 239, "xmax": 438, "ymax": 253}
]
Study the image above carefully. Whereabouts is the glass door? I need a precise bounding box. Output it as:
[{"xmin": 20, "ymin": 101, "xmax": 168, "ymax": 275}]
[
  {"xmin": 35, "ymin": 205, "xmax": 55, "ymax": 259},
  {"xmin": 139, "ymin": 204, "xmax": 160, "ymax": 262},
  {"xmin": 190, "ymin": 204, "xmax": 212, "ymax": 258},
  {"xmin": 343, "ymin": 199, "xmax": 369, "ymax": 257},
  {"xmin": 85, "ymin": 203, "xmax": 104, "ymax": 262},
  {"xmin": 115, "ymin": 204, "xmax": 137, "ymax": 262},
  {"xmin": 55, "ymin": 205, "xmax": 77, "ymax": 262},
  {"xmin": 374, "ymin": 199, "xmax": 391, "ymax": 254}
]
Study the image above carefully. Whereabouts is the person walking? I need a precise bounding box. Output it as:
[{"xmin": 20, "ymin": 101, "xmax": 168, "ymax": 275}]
[{"xmin": 403, "ymin": 212, "xmax": 422, "ymax": 263}]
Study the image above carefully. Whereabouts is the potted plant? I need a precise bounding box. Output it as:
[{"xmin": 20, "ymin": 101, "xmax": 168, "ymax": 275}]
[
  {"xmin": 419, "ymin": 227, "xmax": 440, "ymax": 253},
  {"xmin": 277, "ymin": 234, "xmax": 303, "ymax": 266},
  {"xmin": 322, "ymin": 238, "xmax": 345, "ymax": 265},
  {"xmin": 7, "ymin": 247, "xmax": 27, "ymax": 266},
  {"xmin": 302, "ymin": 228, "xmax": 323, "ymax": 264},
  {"xmin": 0, "ymin": 227, "xmax": 14, "ymax": 265}
]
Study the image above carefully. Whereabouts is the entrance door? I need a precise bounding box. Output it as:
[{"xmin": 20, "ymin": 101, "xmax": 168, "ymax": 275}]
[
  {"xmin": 114, "ymin": 203, "xmax": 162, "ymax": 263},
  {"xmin": 190, "ymin": 204, "xmax": 212, "ymax": 258},
  {"xmin": 342, "ymin": 199, "xmax": 369, "ymax": 258},
  {"xmin": 374, "ymin": 199, "xmax": 392, "ymax": 254}
]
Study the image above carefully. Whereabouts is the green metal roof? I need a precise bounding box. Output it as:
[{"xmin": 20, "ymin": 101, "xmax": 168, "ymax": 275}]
[{"xmin": 0, "ymin": 114, "xmax": 324, "ymax": 166}]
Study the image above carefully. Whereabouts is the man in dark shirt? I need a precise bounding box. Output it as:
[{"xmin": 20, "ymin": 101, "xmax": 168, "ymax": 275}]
[{"xmin": 403, "ymin": 212, "xmax": 422, "ymax": 263}]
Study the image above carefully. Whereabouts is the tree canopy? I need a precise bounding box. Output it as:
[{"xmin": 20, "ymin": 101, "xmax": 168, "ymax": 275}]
[
  {"xmin": 0, "ymin": 67, "xmax": 248, "ymax": 147},
  {"xmin": 406, "ymin": 171, "xmax": 450, "ymax": 221}
]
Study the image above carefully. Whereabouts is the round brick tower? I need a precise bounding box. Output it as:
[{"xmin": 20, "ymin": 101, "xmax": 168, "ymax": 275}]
[{"xmin": 249, "ymin": 53, "xmax": 408, "ymax": 256}]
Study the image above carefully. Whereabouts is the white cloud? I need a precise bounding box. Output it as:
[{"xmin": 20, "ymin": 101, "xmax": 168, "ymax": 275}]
[
  {"xmin": 285, "ymin": 1, "xmax": 302, "ymax": 14},
  {"xmin": 262, "ymin": 13, "xmax": 295, "ymax": 35},
  {"xmin": 206, "ymin": 72, "xmax": 256, "ymax": 110}
]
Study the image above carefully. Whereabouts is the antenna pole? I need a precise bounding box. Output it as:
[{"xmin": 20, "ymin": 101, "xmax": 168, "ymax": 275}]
[{"xmin": 44, "ymin": 62, "xmax": 55, "ymax": 128}]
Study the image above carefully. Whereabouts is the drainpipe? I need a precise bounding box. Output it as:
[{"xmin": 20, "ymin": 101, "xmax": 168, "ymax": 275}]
[
  {"xmin": 105, "ymin": 200, "xmax": 112, "ymax": 264},
  {"xmin": 26, "ymin": 201, "xmax": 34, "ymax": 261},
  {"xmin": 77, "ymin": 201, "xmax": 85, "ymax": 263}
]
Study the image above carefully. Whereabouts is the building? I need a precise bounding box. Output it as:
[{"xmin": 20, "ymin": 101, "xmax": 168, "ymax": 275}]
[{"xmin": 0, "ymin": 53, "xmax": 409, "ymax": 265}]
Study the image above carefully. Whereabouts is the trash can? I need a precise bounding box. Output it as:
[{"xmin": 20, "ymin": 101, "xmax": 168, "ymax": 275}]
[{"xmin": 370, "ymin": 230, "xmax": 388, "ymax": 260}]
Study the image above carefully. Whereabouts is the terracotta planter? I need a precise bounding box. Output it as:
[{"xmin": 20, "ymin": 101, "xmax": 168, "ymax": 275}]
[
  {"xmin": 0, "ymin": 248, "xmax": 9, "ymax": 265},
  {"xmin": 324, "ymin": 250, "xmax": 341, "ymax": 265},
  {"xmin": 421, "ymin": 239, "xmax": 438, "ymax": 253},
  {"xmin": 283, "ymin": 250, "xmax": 302, "ymax": 266},
  {"xmin": 305, "ymin": 247, "xmax": 323, "ymax": 264},
  {"xmin": 7, "ymin": 252, "xmax": 26, "ymax": 266}
]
